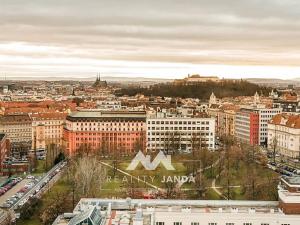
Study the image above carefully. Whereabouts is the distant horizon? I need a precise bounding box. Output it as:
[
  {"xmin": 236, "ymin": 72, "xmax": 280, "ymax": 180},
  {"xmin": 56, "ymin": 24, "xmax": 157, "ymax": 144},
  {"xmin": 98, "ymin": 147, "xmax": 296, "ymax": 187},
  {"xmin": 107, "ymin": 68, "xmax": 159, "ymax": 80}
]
[{"xmin": 0, "ymin": 73, "xmax": 300, "ymax": 82}]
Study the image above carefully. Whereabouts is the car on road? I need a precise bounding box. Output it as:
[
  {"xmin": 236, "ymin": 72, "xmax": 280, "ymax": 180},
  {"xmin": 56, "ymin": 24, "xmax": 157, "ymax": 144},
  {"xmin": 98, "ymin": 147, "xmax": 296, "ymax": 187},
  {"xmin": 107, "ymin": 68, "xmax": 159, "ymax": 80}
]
[{"xmin": 1, "ymin": 203, "xmax": 11, "ymax": 208}]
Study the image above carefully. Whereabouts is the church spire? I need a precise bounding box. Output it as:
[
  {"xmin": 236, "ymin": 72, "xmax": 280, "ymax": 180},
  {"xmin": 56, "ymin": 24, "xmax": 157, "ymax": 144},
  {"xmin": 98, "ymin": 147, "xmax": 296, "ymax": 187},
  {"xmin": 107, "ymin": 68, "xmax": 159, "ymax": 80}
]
[
  {"xmin": 209, "ymin": 92, "xmax": 217, "ymax": 107},
  {"xmin": 254, "ymin": 91, "xmax": 260, "ymax": 105}
]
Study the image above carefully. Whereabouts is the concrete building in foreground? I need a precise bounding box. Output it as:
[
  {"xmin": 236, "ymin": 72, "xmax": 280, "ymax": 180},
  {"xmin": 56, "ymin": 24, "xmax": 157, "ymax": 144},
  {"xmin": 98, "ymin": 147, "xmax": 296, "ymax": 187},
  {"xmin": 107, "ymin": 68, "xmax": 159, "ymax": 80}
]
[
  {"xmin": 53, "ymin": 176, "xmax": 300, "ymax": 225},
  {"xmin": 63, "ymin": 111, "xmax": 147, "ymax": 156}
]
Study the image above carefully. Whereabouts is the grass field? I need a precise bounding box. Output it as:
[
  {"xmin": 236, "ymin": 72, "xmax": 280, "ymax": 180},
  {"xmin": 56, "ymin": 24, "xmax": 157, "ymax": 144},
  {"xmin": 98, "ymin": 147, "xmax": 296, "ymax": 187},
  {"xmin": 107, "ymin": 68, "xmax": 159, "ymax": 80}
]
[{"xmin": 215, "ymin": 161, "xmax": 279, "ymax": 200}]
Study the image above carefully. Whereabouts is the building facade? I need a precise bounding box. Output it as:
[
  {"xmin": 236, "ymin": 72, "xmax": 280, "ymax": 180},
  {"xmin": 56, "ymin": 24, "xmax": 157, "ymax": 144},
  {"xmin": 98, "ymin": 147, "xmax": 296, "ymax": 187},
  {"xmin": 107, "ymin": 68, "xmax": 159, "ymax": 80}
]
[
  {"xmin": 235, "ymin": 108, "xmax": 260, "ymax": 145},
  {"xmin": 63, "ymin": 111, "xmax": 147, "ymax": 156},
  {"xmin": 174, "ymin": 74, "xmax": 220, "ymax": 85},
  {"xmin": 235, "ymin": 107, "xmax": 282, "ymax": 146},
  {"xmin": 0, "ymin": 114, "xmax": 32, "ymax": 157},
  {"xmin": 217, "ymin": 110, "xmax": 236, "ymax": 138},
  {"xmin": 147, "ymin": 117, "xmax": 215, "ymax": 152},
  {"xmin": 0, "ymin": 133, "xmax": 9, "ymax": 173},
  {"xmin": 258, "ymin": 108, "xmax": 282, "ymax": 146},
  {"xmin": 268, "ymin": 114, "xmax": 300, "ymax": 159},
  {"xmin": 96, "ymin": 100, "xmax": 122, "ymax": 111},
  {"xmin": 31, "ymin": 112, "xmax": 66, "ymax": 151}
]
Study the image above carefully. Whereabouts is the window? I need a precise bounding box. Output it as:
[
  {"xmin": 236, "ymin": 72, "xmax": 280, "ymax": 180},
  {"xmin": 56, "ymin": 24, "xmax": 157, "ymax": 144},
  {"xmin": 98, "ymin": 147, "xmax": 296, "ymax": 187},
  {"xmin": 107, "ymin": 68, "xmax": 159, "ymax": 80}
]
[
  {"xmin": 261, "ymin": 223, "xmax": 269, "ymax": 225},
  {"xmin": 191, "ymin": 223, "xmax": 199, "ymax": 225},
  {"xmin": 226, "ymin": 223, "xmax": 234, "ymax": 225},
  {"xmin": 208, "ymin": 223, "xmax": 217, "ymax": 225},
  {"xmin": 174, "ymin": 223, "xmax": 182, "ymax": 225},
  {"xmin": 156, "ymin": 223, "xmax": 165, "ymax": 225},
  {"xmin": 243, "ymin": 223, "xmax": 252, "ymax": 225}
]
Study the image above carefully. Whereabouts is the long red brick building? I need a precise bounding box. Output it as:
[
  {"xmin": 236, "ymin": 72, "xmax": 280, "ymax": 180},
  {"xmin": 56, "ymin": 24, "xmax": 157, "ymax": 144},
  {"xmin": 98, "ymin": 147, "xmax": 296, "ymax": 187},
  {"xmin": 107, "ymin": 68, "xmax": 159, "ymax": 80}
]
[{"xmin": 63, "ymin": 111, "xmax": 147, "ymax": 156}]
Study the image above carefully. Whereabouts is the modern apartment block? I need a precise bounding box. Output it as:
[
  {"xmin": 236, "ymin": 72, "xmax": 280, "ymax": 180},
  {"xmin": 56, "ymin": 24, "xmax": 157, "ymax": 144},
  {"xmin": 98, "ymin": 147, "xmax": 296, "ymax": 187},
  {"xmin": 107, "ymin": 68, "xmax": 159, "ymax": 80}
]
[
  {"xmin": 268, "ymin": 114, "xmax": 300, "ymax": 159},
  {"xmin": 146, "ymin": 117, "xmax": 215, "ymax": 152},
  {"xmin": 53, "ymin": 176, "xmax": 300, "ymax": 225},
  {"xmin": 235, "ymin": 107, "xmax": 282, "ymax": 146},
  {"xmin": 235, "ymin": 108, "xmax": 260, "ymax": 145},
  {"xmin": 31, "ymin": 112, "xmax": 67, "ymax": 151},
  {"xmin": 63, "ymin": 110, "xmax": 147, "ymax": 156}
]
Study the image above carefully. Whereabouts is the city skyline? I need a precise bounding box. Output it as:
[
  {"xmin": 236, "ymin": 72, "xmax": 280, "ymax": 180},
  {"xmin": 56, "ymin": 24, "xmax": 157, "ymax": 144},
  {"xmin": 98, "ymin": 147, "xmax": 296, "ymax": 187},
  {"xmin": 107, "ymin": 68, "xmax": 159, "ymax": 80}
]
[{"xmin": 1, "ymin": 0, "xmax": 300, "ymax": 79}]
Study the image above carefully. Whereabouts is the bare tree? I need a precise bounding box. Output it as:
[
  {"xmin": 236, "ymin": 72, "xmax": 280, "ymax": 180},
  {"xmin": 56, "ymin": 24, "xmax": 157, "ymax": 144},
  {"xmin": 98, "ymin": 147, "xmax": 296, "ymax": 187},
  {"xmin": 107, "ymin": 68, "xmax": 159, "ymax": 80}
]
[
  {"xmin": 123, "ymin": 180, "xmax": 143, "ymax": 199},
  {"xmin": 163, "ymin": 181, "xmax": 182, "ymax": 199},
  {"xmin": 270, "ymin": 136, "xmax": 278, "ymax": 164},
  {"xmin": 40, "ymin": 191, "xmax": 70, "ymax": 225},
  {"xmin": 194, "ymin": 171, "xmax": 208, "ymax": 198},
  {"xmin": 242, "ymin": 166, "xmax": 260, "ymax": 200},
  {"xmin": 74, "ymin": 156, "xmax": 106, "ymax": 197}
]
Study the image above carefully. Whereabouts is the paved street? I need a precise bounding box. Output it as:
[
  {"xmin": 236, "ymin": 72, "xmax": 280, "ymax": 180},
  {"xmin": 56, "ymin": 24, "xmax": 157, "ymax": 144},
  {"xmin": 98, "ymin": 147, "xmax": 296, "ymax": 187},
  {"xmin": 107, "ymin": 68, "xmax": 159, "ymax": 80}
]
[
  {"xmin": 12, "ymin": 161, "xmax": 65, "ymax": 210},
  {"xmin": 0, "ymin": 179, "xmax": 29, "ymax": 205}
]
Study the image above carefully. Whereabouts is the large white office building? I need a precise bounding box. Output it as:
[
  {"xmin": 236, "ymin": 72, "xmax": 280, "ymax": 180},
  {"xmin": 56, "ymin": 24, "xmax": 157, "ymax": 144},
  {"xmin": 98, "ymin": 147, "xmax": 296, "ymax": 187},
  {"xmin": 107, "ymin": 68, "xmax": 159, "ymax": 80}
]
[{"xmin": 146, "ymin": 117, "xmax": 215, "ymax": 152}]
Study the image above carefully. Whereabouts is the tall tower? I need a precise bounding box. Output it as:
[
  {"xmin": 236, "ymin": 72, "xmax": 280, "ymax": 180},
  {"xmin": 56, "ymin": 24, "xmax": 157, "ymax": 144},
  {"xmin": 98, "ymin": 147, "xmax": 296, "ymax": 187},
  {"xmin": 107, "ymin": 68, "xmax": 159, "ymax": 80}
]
[
  {"xmin": 209, "ymin": 92, "xmax": 217, "ymax": 106},
  {"xmin": 254, "ymin": 91, "xmax": 260, "ymax": 105}
]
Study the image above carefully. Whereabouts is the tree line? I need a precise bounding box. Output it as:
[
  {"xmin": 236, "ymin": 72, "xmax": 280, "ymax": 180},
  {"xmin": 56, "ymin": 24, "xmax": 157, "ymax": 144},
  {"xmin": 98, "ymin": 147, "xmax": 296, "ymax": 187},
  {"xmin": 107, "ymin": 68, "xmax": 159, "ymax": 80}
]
[{"xmin": 115, "ymin": 80, "xmax": 272, "ymax": 99}]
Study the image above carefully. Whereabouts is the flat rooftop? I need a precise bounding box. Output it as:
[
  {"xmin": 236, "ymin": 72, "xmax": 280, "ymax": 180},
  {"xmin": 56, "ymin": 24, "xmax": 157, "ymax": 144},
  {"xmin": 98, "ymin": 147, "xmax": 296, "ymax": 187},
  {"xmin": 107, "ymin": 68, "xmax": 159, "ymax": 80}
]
[
  {"xmin": 75, "ymin": 198, "xmax": 280, "ymax": 214},
  {"xmin": 68, "ymin": 111, "xmax": 147, "ymax": 119}
]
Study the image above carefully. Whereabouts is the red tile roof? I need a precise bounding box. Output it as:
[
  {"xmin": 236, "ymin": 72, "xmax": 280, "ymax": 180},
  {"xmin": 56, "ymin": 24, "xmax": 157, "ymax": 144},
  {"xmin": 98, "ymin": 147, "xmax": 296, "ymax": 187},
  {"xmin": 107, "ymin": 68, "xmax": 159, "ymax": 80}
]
[{"xmin": 269, "ymin": 113, "xmax": 300, "ymax": 129}]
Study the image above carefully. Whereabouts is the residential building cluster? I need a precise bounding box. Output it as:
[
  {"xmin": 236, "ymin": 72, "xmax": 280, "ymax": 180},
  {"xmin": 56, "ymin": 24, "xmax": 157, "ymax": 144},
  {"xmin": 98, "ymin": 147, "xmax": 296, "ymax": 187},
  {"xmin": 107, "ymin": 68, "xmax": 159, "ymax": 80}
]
[{"xmin": 0, "ymin": 77, "xmax": 300, "ymax": 175}]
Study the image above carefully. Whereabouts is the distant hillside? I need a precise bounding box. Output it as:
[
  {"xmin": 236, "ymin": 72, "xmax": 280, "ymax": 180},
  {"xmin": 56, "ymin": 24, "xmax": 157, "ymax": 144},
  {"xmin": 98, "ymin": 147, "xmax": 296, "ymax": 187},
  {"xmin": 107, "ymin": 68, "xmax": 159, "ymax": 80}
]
[
  {"xmin": 246, "ymin": 78, "xmax": 299, "ymax": 87},
  {"xmin": 1, "ymin": 76, "xmax": 172, "ymax": 83},
  {"xmin": 116, "ymin": 80, "xmax": 271, "ymax": 100}
]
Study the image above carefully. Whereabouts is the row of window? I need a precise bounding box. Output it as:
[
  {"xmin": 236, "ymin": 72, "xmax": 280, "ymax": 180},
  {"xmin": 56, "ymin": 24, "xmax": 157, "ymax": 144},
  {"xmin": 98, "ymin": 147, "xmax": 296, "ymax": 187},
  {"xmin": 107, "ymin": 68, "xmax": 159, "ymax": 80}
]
[
  {"xmin": 148, "ymin": 121, "xmax": 210, "ymax": 125},
  {"xmin": 157, "ymin": 222, "xmax": 289, "ymax": 225},
  {"xmin": 75, "ymin": 137, "xmax": 140, "ymax": 141},
  {"xmin": 148, "ymin": 143, "xmax": 213, "ymax": 148},
  {"xmin": 149, "ymin": 127, "xmax": 210, "ymax": 131},
  {"xmin": 75, "ymin": 122, "xmax": 144, "ymax": 126},
  {"xmin": 148, "ymin": 132, "xmax": 212, "ymax": 136},
  {"xmin": 148, "ymin": 138, "xmax": 211, "ymax": 142},
  {"xmin": 75, "ymin": 127, "xmax": 144, "ymax": 131},
  {"xmin": 74, "ymin": 132, "xmax": 142, "ymax": 136}
]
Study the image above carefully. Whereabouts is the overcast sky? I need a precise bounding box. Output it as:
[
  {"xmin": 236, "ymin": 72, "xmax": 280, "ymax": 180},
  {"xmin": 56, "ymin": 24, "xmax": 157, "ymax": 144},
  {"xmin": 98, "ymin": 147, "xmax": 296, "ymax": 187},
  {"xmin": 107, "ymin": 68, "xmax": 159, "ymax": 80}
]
[{"xmin": 1, "ymin": 0, "xmax": 300, "ymax": 79}]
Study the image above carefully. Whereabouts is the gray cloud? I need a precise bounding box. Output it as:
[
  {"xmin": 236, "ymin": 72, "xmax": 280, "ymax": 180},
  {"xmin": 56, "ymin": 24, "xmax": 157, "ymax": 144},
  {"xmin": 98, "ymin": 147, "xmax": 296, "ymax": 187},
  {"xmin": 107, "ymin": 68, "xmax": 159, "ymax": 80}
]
[{"xmin": 0, "ymin": 0, "xmax": 300, "ymax": 78}]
